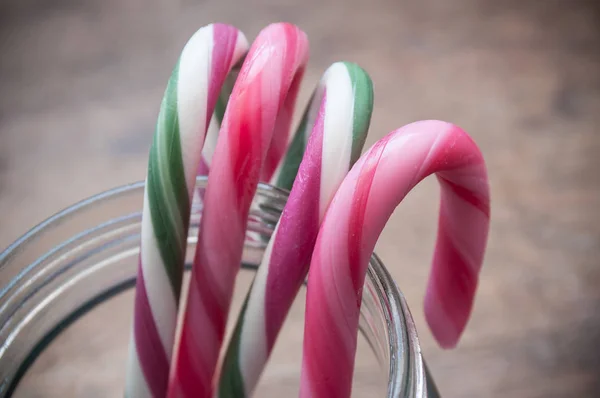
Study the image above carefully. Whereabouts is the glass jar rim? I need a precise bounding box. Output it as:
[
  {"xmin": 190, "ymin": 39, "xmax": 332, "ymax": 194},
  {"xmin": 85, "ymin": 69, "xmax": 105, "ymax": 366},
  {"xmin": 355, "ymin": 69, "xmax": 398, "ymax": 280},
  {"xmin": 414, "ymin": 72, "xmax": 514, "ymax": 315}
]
[{"xmin": 0, "ymin": 177, "xmax": 428, "ymax": 397}]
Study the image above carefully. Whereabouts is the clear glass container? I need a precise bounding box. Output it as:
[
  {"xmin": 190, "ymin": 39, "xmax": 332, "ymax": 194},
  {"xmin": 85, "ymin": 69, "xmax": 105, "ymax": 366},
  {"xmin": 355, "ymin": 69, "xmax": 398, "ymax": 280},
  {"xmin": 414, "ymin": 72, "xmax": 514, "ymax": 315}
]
[{"xmin": 0, "ymin": 177, "xmax": 437, "ymax": 397}]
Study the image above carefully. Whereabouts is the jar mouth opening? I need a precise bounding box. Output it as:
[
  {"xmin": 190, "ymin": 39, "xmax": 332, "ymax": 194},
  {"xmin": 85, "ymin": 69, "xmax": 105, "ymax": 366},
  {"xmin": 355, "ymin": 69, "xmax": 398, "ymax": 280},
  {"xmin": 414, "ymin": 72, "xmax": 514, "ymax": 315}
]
[{"xmin": 0, "ymin": 177, "xmax": 425, "ymax": 397}]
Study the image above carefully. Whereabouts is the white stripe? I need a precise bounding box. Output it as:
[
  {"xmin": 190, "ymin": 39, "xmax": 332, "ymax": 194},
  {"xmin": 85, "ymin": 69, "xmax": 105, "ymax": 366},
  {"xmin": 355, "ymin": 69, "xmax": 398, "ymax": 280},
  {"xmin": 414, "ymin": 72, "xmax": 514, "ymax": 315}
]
[
  {"xmin": 233, "ymin": 31, "xmax": 249, "ymax": 66},
  {"xmin": 141, "ymin": 189, "xmax": 178, "ymax": 359},
  {"xmin": 268, "ymin": 156, "xmax": 284, "ymax": 186},
  {"xmin": 260, "ymin": 48, "xmax": 283, "ymax": 150},
  {"xmin": 319, "ymin": 63, "xmax": 354, "ymax": 221},
  {"xmin": 201, "ymin": 114, "xmax": 220, "ymax": 168},
  {"xmin": 440, "ymin": 183, "xmax": 489, "ymax": 271},
  {"xmin": 177, "ymin": 26, "xmax": 214, "ymax": 196},
  {"xmin": 125, "ymin": 334, "xmax": 153, "ymax": 398},
  {"xmin": 238, "ymin": 223, "xmax": 279, "ymax": 394}
]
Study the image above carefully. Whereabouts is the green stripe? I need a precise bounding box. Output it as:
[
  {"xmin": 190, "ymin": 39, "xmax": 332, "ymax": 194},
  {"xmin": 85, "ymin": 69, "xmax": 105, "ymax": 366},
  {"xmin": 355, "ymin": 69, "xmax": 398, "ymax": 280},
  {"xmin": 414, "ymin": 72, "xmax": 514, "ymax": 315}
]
[
  {"xmin": 214, "ymin": 94, "xmax": 227, "ymax": 125},
  {"xmin": 215, "ymin": 67, "xmax": 241, "ymax": 125},
  {"xmin": 343, "ymin": 62, "xmax": 374, "ymax": 164},
  {"xmin": 273, "ymin": 92, "xmax": 314, "ymax": 191},
  {"xmin": 274, "ymin": 118, "xmax": 307, "ymax": 191},
  {"xmin": 218, "ymin": 294, "xmax": 250, "ymax": 398},
  {"xmin": 147, "ymin": 60, "xmax": 190, "ymax": 300}
]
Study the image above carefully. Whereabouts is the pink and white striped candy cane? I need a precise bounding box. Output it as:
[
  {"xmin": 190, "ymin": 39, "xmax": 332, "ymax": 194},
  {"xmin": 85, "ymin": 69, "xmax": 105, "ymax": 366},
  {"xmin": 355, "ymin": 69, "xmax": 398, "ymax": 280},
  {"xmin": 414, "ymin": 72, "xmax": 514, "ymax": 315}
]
[
  {"xmin": 300, "ymin": 120, "xmax": 491, "ymax": 398},
  {"xmin": 196, "ymin": 48, "xmax": 298, "ymax": 184},
  {"xmin": 198, "ymin": 53, "xmax": 300, "ymax": 183},
  {"xmin": 167, "ymin": 23, "xmax": 309, "ymax": 398}
]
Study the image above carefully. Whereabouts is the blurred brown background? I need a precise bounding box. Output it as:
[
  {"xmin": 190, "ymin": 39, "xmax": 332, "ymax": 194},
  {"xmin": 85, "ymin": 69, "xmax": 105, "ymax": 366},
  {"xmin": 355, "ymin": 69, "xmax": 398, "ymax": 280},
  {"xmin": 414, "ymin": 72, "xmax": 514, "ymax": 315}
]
[{"xmin": 1, "ymin": 0, "xmax": 600, "ymax": 397}]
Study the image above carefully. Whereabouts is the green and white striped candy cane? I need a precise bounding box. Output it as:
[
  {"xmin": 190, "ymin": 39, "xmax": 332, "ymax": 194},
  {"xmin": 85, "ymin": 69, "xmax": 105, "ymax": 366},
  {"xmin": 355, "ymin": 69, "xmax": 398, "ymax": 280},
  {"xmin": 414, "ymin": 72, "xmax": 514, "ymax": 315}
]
[{"xmin": 125, "ymin": 24, "xmax": 248, "ymax": 398}]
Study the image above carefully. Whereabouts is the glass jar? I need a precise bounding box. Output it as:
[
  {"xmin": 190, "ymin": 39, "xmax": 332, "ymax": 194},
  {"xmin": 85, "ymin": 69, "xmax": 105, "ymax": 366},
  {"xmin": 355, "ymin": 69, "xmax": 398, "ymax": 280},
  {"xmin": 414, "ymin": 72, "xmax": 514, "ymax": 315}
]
[{"xmin": 0, "ymin": 177, "xmax": 437, "ymax": 397}]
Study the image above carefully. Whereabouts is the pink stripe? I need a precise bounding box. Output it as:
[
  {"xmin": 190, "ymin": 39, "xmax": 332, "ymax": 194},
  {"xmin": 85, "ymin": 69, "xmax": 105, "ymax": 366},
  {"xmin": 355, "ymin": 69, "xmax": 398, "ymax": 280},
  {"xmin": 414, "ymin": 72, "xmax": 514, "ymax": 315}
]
[
  {"xmin": 231, "ymin": 87, "xmax": 263, "ymax": 208},
  {"xmin": 263, "ymin": 91, "xmax": 325, "ymax": 349},
  {"xmin": 197, "ymin": 156, "xmax": 210, "ymax": 176},
  {"xmin": 168, "ymin": 320, "xmax": 212, "ymax": 396},
  {"xmin": 133, "ymin": 259, "xmax": 170, "ymax": 397},
  {"xmin": 261, "ymin": 69, "xmax": 305, "ymax": 181},
  {"xmin": 304, "ymin": 271, "xmax": 354, "ymax": 398},
  {"xmin": 193, "ymin": 255, "xmax": 228, "ymax": 341},
  {"xmin": 426, "ymin": 204, "xmax": 478, "ymax": 347},
  {"xmin": 167, "ymin": 321, "xmax": 208, "ymax": 397},
  {"xmin": 438, "ymin": 176, "xmax": 490, "ymax": 217},
  {"xmin": 207, "ymin": 24, "xmax": 237, "ymax": 131},
  {"xmin": 347, "ymin": 137, "xmax": 388, "ymax": 297}
]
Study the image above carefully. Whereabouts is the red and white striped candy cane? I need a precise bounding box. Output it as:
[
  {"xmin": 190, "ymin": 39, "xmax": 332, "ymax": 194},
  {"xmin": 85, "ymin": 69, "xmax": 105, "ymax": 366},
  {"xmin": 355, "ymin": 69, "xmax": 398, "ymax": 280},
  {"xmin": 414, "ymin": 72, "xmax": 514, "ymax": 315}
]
[
  {"xmin": 300, "ymin": 120, "xmax": 491, "ymax": 398},
  {"xmin": 195, "ymin": 63, "xmax": 310, "ymax": 192},
  {"xmin": 196, "ymin": 47, "xmax": 299, "ymax": 185},
  {"xmin": 167, "ymin": 23, "xmax": 309, "ymax": 398}
]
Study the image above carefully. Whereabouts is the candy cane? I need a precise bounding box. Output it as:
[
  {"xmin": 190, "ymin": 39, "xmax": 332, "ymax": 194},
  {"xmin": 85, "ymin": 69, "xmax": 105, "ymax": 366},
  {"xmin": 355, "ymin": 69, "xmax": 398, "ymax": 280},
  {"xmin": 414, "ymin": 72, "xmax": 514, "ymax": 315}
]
[
  {"xmin": 166, "ymin": 23, "xmax": 309, "ymax": 398},
  {"xmin": 195, "ymin": 49, "xmax": 303, "ymax": 206},
  {"xmin": 218, "ymin": 61, "xmax": 374, "ymax": 398},
  {"xmin": 198, "ymin": 66, "xmax": 311, "ymax": 191},
  {"xmin": 198, "ymin": 51, "xmax": 303, "ymax": 187},
  {"xmin": 300, "ymin": 120, "xmax": 490, "ymax": 398},
  {"xmin": 124, "ymin": 24, "xmax": 248, "ymax": 398}
]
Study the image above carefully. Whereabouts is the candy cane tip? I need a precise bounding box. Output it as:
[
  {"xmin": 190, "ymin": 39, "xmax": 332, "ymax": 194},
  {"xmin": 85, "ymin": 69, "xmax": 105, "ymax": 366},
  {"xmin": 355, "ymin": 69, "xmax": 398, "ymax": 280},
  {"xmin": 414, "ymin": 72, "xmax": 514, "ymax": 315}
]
[
  {"xmin": 424, "ymin": 289, "xmax": 466, "ymax": 349},
  {"xmin": 265, "ymin": 21, "xmax": 303, "ymax": 31},
  {"xmin": 262, "ymin": 22, "xmax": 309, "ymax": 45},
  {"xmin": 235, "ymin": 31, "xmax": 250, "ymax": 52},
  {"xmin": 402, "ymin": 119, "xmax": 454, "ymax": 133}
]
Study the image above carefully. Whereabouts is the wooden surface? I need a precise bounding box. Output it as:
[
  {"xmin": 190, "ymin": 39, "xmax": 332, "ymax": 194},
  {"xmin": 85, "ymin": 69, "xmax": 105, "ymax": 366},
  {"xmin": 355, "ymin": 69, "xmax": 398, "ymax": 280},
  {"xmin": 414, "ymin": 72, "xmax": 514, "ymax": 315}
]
[{"xmin": 1, "ymin": 0, "xmax": 600, "ymax": 396}]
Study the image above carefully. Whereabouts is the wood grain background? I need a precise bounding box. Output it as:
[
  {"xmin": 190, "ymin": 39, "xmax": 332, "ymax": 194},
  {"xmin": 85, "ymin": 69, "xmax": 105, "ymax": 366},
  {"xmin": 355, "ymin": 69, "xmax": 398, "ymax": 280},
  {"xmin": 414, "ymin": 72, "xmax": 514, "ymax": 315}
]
[{"xmin": 1, "ymin": 0, "xmax": 599, "ymax": 396}]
